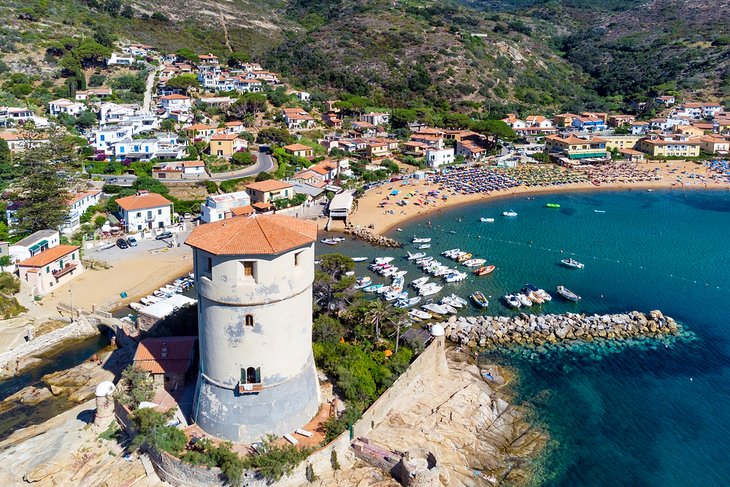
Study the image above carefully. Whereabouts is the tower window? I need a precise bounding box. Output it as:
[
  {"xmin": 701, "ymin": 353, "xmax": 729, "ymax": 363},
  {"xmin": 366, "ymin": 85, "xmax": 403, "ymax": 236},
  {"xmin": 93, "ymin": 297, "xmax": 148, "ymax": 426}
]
[
  {"xmin": 242, "ymin": 261, "xmax": 255, "ymax": 280},
  {"xmin": 206, "ymin": 257, "xmax": 212, "ymax": 272},
  {"xmin": 242, "ymin": 366, "xmax": 261, "ymax": 384},
  {"xmin": 294, "ymin": 251, "xmax": 303, "ymax": 267},
  {"xmin": 245, "ymin": 314, "xmax": 254, "ymax": 327}
]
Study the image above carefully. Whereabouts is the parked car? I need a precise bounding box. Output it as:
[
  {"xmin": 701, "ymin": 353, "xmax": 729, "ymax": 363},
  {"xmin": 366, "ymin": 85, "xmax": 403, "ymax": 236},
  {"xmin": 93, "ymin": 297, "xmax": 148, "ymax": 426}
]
[
  {"xmin": 116, "ymin": 238, "xmax": 129, "ymax": 249},
  {"xmin": 127, "ymin": 236, "xmax": 138, "ymax": 247},
  {"xmin": 155, "ymin": 231, "xmax": 173, "ymax": 240}
]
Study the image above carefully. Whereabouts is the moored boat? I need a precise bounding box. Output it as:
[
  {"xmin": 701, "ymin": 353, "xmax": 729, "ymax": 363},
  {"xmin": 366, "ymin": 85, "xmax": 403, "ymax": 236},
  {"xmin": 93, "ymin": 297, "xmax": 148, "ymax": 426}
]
[
  {"xmin": 351, "ymin": 257, "xmax": 368, "ymax": 262},
  {"xmin": 411, "ymin": 276, "xmax": 429, "ymax": 288},
  {"xmin": 503, "ymin": 210, "xmax": 518, "ymax": 217},
  {"xmin": 560, "ymin": 258, "xmax": 585, "ymax": 269},
  {"xmin": 374, "ymin": 256, "xmax": 395, "ymax": 265},
  {"xmin": 516, "ymin": 293, "xmax": 533, "ymax": 307},
  {"xmin": 355, "ymin": 276, "xmax": 372, "ymax": 289},
  {"xmin": 407, "ymin": 251, "xmax": 427, "ymax": 260},
  {"xmin": 417, "ymin": 244, "xmax": 431, "ymax": 249},
  {"xmin": 462, "ymin": 258, "xmax": 486, "ymax": 267},
  {"xmin": 473, "ymin": 265, "xmax": 496, "ymax": 276},
  {"xmin": 409, "ymin": 309, "xmax": 432, "ymax": 321},
  {"xmin": 470, "ymin": 291, "xmax": 489, "ymax": 308},
  {"xmin": 412, "ymin": 237, "xmax": 432, "ymax": 243},
  {"xmin": 546, "ymin": 203, "xmax": 561, "ymax": 208},
  {"xmin": 503, "ymin": 294, "xmax": 521, "ymax": 309},
  {"xmin": 557, "ymin": 285, "xmax": 581, "ymax": 302},
  {"xmin": 480, "ymin": 217, "xmax": 495, "ymax": 223},
  {"xmin": 363, "ymin": 283, "xmax": 384, "ymax": 293}
]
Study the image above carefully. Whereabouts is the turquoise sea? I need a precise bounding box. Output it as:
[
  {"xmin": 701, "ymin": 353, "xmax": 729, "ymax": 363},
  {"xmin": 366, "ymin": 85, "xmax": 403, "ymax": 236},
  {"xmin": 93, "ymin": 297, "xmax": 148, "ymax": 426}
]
[{"xmin": 321, "ymin": 189, "xmax": 730, "ymax": 486}]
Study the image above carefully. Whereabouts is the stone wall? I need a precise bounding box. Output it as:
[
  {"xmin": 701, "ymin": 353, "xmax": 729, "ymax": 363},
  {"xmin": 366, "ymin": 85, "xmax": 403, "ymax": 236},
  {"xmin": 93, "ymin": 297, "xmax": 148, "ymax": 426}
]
[
  {"xmin": 140, "ymin": 336, "xmax": 448, "ymax": 486},
  {"xmin": 0, "ymin": 317, "xmax": 98, "ymax": 373}
]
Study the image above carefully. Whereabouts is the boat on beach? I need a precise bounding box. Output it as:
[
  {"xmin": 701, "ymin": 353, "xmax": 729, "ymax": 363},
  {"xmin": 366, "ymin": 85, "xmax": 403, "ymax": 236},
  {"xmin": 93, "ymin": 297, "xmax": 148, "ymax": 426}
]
[
  {"xmin": 560, "ymin": 258, "xmax": 585, "ymax": 269},
  {"xmin": 470, "ymin": 291, "xmax": 489, "ymax": 308},
  {"xmin": 503, "ymin": 210, "xmax": 518, "ymax": 217},
  {"xmin": 473, "ymin": 265, "xmax": 496, "ymax": 276},
  {"xmin": 557, "ymin": 286, "xmax": 581, "ymax": 302}
]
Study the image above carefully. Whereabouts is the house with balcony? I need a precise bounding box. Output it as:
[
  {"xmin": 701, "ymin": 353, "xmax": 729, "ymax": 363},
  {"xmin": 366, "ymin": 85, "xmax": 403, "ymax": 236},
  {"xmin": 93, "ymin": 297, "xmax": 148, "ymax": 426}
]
[
  {"xmin": 116, "ymin": 191, "xmax": 173, "ymax": 232},
  {"xmin": 48, "ymin": 99, "xmax": 87, "ymax": 117},
  {"xmin": 107, "ymin": 53, "xmax": 135, "ymax": 66},
  {"xmin": 159, "ymin": 94, "xmax": 192, "ymax": 114},
  {"xmin": 209, "ymin": 133, "xmax": 246, "ymax": 158},
  {"xmin": 8, "ymin": 230, "xmax": 60, "ymax": 264},
  {"xmin": 93, "ymin": 125, "xmax": 134, "ymax": 154},
  {"xmin": 61, "ymin": 190, "xmax": 102, "ymax": 234},
  {"xmin": 18, "ymin": 245, "xmax": 84, "ymax": 295},
  {"xmin": 98, "ymin": 102, "xmax": 142, "ymax": 125},
  {"xmin": 245, "ymin": 180, "xmax": 294, "ymax": 204},
  {"xmin": 113, "ymin": 135, "xmax": 184, "ymax": 161},
  {"xmin": 152, "ymin": 160, "xmax": 208, "ymax": 180},
  {"xmin": 637, "ymin": 135, "xmax": 701, "ymax": 158},
  {"xmin": 426, "ymin": 147, "xmax": 455, "ymax": 168},
  {"xmin": 183, "ymin": 123, "xmax": 218, "ymax": 141},
  {"xmin": 545, "ymin": 134, "xmax": 609, "ymax": 161},
  {"xmin": 282, "ymin": 108, "xmax": 315, "ymax": 130},
  {"xmin": 502, "ymin": 113, "xmax": 526, "ymax": 129},
  {"xmin": 455, "ymin": 137, "xmax": 491, "ymax": 161},
  {"xmin": 571, "ymin": 115, "xmax": 607, "ymax": 132},
  {"xmin": 0, "ymin": 131, "xmax": 49, "ymax": 152},
  {"xmin": 200, "ymin": 191, "xmax": 252, "ymax": 223},
  {"xmin": 0, "ymin": 106, "xmax": 34, "ymax": 127},
  {"xmin": 283, "ymin": 143, "xmax": 314, "ymax": 158},
  {"xmin": 360, "ymin": 112, "xmax": 390, "ymax": 126},
  {"xmin": 698, "ymin": 135, "xmax": 729, "ymax": 154}
]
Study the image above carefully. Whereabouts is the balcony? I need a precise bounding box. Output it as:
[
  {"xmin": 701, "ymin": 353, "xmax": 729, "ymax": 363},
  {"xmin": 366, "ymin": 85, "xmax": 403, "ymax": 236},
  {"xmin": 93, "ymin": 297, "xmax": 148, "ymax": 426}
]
[
  {"xmin": 53, "ymin": 263, "xmax": 77, "ymax": 279},
  {"xmin": 238, "ymin": 382, "xmax": 263, "ymax": 394}
]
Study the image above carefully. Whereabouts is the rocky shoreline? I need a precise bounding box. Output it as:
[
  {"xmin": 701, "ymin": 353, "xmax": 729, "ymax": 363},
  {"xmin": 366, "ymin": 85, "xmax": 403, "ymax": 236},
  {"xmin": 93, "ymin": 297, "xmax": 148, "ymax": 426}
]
[
  {"xmin": 443, "ymin": 310, "xmax": 682, "ymax": 349},
  {"xmin": 343, "ymin": 226, "xmax": 402, "ymax": 248}
]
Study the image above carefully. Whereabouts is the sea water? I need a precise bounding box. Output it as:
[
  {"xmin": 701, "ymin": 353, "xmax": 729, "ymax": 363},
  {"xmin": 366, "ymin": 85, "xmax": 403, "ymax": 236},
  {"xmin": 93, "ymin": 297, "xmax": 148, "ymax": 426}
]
[{"xmin": 322, "ymin": 189, "xmax": 730, "ymax": 485}]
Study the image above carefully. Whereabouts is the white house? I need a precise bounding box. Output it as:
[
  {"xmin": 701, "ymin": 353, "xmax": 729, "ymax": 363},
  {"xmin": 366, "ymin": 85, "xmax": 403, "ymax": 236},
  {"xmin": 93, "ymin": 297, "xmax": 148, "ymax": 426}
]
[
  {"xmin": 98, "ymin": 102, "xmax": 142, "ymax": 125},
  {"xmin": 360, "ymin": 112, "xmax": 390, "ymax": 126},
  {"xmin": 61, "ymin": 190, "xmax": 102, "ymax": 234},
  {"xmin": 9, "ymin": 229, "xmax": 60, "ymax": 264},
  {"xmin": 107, "ymin": 53, "xmax": 135, "ymax": 66},
  {"xmin": 159, "ymin": 94, "xmax": 192, "ymax": 114},
  {"xmin": 116, "ymin": 191, "xmax": 173, "ymax": 232},
  {"xmin": 113, "ymin": 135, "xmax": 185, "ymax": 161},
  {"xmin": 93, "ymin": 125, "xmax": 134, "ymax": 154},
  {"xmin": 425, "ymin": 147, "xmax": 455, "ymax": 168},
  {"xmin": 293, "ymin": 91, "xmax": 311, "ymax": 102},
  {"xmin": 0, "ymin": 106, "xmax": 34, "ymax": 127},
  {"xmin": 48, "ymin": 99, "xmax": 87, "ymax": 117},
  {"xmin": 200, "ymin": 191, "xmax": 252, "ymax": 223}
]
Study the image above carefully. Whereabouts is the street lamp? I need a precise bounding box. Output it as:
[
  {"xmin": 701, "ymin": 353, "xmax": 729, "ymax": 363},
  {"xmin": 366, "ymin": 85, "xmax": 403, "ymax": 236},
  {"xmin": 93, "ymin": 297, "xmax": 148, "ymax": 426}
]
[{"xmin": 68, "ymin": 287, "xmax": 73, "ymax": 320}]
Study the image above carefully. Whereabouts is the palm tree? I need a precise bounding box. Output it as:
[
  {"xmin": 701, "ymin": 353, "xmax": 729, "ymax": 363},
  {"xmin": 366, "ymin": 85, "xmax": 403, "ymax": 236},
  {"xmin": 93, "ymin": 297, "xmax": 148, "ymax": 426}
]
[
  {"xmin": 365, "ymin": 300, "xmax": 389, "ymax": 342},
  {"xmin": 385, "ymin": 307, "xmax": 408, "ymax": 353}
]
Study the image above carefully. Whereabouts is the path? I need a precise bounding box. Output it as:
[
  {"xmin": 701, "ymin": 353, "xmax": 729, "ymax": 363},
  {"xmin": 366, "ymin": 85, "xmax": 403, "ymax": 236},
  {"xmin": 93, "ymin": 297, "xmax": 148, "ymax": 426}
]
[
  {"xmin": 143, "ymin": 62, "xmax": 163, "ymax": 113},
  {"xmin": 209, "ymin": 151, "xmax": 274, "ymax": 181},
  {"xmin": 217, "ymin": 3, "xmax": 233, "ymax": 53}
]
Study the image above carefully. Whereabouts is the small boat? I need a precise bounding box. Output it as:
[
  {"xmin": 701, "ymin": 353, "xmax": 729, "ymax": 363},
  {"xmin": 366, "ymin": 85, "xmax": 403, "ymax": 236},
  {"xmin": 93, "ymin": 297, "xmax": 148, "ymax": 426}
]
[
  {"xmin": 407, "ymin": 251, "xmax": 427, "ymax": 260},
  {"xmin": 448, "ymin": 294, "xmax": 468, "ymax": 307},
  {"xmin": 384, "ymin": 290, "xmax": 408, "ymax": 302},
  {"xmin": 470, "ymin": 291, "xmax": 489, "ymax": 308},
  {"xmin": 503, "ymin": 294, "xmax": 521, "ymax": 309},
  {"xmin": 411, "ymin": 276, "xmax": 430, "ymax": 288},
  {"xmin": 462, "ymin": 258, "xmax": 486, "ymax": 267},
  {"xmin": 480, "ymin": 217, "xmax": 495, "ymax": 223},
  {"xmin": 374, "ymin": 257, "xmax": 394, "ymax": 265},
  {"xmin": 345, "ymin": 271, "xmax": 355, "ymax": 277},
  {"xmin": 355, "ymin": 276, "xmax": 372, "ymax": 289},
  {"xmin": 442, "ymin": 248, "xmax": 460, "ymax": 256},
  {"xmin": 527, "ymin": 291, "xmax": 544, "ymax": 304},
  {"xmin": 412, "ymin": 237, "xmax": 432, "ymax": 243},
  {"xmin": 503, "ymin": 210, "xmax": 518, "ymax": 217},
  {"xmin": 557, "ymin": 286, "xmax": 581, "ymax": 302},
  {"xmin": 419, "ymin": 283, "xmax": 443, "ymax": 296},
  {"xmin": 456, "ymin": 253, "xmax": 473, "ymax": 263},
  {"xmin": 441, "ymin": 295, "xmax": 464, "ymax": 309},
  {"xmin": 392, "ymin": 270, "xmax": 408, "ymax": 278},
  {"xmin": 351, "ymin": 257, "xmax": 368, "ymax": 262},
  {"xmin": 396, "ymin": 296, "xmax": 421, "ymax": 308},
  {"xmin": 516, "ymin": 293, "xmax": 533, "ymax": 307},
  {"xmin": 546, "ymin": 203, "xmax": 561, "ymax": 208},
  {"xmin": 444, "ymin": 272, "xmax": 467, "ymax": 283},
  {"xmin": 396, "ymin": 228, "xmax": 403, "ymax": 232},
  {"xmin": 320, "ymin": 238, "xmax": 340, "ymax": 245},
  {"xmin": 363, "ymin": 283, "xmax": 384, "ymax": 293},
  {"xmin": 560, "ymin": 258, "xmax": 585, "ymax": 269},
  {"xmin": 416, "ymin": 256, "xmax": 434, "ymax": 265},
  {"xmin": 417, "ymin": 244, "xmax": 431, "ymax": 249},
  {"xmin": 129, "ymin": 302, "xmax": 144, "ymax": 311},
  {"xmin": 536, "ymin": 288, "xmax": 552, "ymax": 302},
  {"xmin": 409, "ymin": 309, "xmax": 432, "ymax": 321},
  {"xmin": 422, "ymin": 302, "xmax": 450, "ymax": 315},
  {"xmin": 474, "ymin": 265, "xmax": 496, "ymax": 276},
  {"xmin": 593, "ymin": 210, "xmax": 606, "ymax": 213},
  {"xmin": 440, "ymin": 302, "xmax": 458, "ymax": 314}
]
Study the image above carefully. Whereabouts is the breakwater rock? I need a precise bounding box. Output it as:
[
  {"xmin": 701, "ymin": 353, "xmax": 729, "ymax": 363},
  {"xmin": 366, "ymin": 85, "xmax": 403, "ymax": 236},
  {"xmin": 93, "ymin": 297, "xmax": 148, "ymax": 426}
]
[
  {"xmin": 443, "ymin": 310, "xmax": 682, "ymax": 349},
  {"xmin": 344, "ymin": 227, "xmax": 402, "ymax": 248}
]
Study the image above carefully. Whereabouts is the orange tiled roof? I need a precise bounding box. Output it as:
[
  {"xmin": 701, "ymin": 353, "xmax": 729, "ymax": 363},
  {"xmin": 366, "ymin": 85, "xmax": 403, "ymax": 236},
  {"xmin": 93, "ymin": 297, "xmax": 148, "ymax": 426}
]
[
  {"xmin": 185, "ymin": 214, "xmax": 316, "ymax": 255},
  {"xmin": 245, "ymin": 180, "xmax": 293, "ymax": 192},
  {"xmin": 230, "ymin": 205, "xmax": 254, "ymax": 216},
  {"xmin": 210, "ymin": 133, "xmax": 238, "ymax": 141},
  {"xmin": 67, "ymin": 190, "xmax": 101, "ymax": 206},
  {"xmin": 19, "ymin": 245, "xmax": 79, "ymax": 267},
  {"xmin": 116, "ymin": 192, "xmax": 172, "ymax": 211},
  {"xmin": 283, "ymin": 143, "xmax": 312, "ymax": 152},
  {"xmin": 133, "ymin": 336, "xmax": 197, "ymax": 375}
]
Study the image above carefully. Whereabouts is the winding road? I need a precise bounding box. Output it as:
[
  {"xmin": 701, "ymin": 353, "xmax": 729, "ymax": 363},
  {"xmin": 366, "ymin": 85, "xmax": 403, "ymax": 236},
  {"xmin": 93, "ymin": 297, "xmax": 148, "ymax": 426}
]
[{"xmin": 209, "ymin": 151, "xmax": 275, "ymax": 181}]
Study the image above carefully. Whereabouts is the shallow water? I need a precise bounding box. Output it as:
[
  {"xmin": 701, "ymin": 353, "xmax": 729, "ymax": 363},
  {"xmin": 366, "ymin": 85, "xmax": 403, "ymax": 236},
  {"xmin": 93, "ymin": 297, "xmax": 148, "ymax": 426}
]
[{"xmin": 323, "ymin": 189, "xmax": 730, "ymax": 485}]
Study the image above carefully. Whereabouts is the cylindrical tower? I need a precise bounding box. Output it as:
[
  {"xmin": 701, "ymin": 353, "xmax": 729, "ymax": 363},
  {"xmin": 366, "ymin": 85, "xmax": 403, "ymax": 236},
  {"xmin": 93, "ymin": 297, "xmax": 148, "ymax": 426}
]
[
  {"xmin": 185, "ymin": 214, "xmax": 320, "ymax": 442},
  {"xmin": 94, "ymin": 381, "xmax": 116, "ymax": 427}
]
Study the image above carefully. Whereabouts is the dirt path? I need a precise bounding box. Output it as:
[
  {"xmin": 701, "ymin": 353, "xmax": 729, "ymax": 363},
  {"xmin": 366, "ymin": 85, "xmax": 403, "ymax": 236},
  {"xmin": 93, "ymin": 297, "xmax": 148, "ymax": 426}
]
[{"xmin": 217, "ymin": 4, "xmax": 233, "ymax": 53}]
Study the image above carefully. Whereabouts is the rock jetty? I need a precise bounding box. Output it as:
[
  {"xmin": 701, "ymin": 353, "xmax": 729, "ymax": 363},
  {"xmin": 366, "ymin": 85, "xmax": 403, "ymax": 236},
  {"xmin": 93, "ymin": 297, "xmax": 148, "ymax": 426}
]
[
  {"xmin": 344, "ymin": 226, "xmax": 402, "ymax": 248},
  {"xmin": 443, "ymin": 310, "xmax": 681, "ymax": 349}
]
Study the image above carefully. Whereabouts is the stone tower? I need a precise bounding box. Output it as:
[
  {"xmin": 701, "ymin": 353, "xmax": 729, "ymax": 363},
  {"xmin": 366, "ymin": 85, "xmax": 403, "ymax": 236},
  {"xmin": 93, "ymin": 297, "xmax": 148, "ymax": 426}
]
[{"xmin": 185, "ymin": 214, "xmax": 320, "ymax": 443}]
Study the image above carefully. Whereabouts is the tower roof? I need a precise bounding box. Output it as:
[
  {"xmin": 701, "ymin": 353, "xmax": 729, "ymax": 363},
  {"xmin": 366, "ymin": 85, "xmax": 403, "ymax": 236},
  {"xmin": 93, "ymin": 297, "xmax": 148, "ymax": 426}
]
[{"xmin": 185, "ymin": 214, "xmax": 317, "ymax": 255}]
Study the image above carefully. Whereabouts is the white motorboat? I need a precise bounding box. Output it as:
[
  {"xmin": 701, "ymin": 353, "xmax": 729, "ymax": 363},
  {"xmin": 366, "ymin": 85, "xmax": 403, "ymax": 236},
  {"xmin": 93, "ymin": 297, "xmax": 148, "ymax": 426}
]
[
  {"xmin": 320, "ymin": 238, "xmax": 340, "ymax": 245},
  {"xmin": 422, "ymin": 302, "xmax": 449, "ymax": 315},
  {"xmin": 445, "ymin": 272, "xmax": 467, "ymax": 283},
  {"xmin": 503, "ymin": 210, "xmax": 518, "ymax": 217},
  {"xmin": 527, "ymin": 291, "xmax": 544, "ymax": 304},
  {"xmin": 129, "ymin": 302, "xmax": 144, "ymax": 311},
  {"xmin": 411, "ymin": 276, "xmax": 430, "ymax": 288},
  {"xmin": 355, "ymin": 276, "xmax": 372, "ymax": 289},
  {"xmin": 375, "ymin": 286, "xmax": 391, "ymax": 294},
  {"xmin": 503, "ymin": 294, "xmax": 521, "ymax": 309},
  {"xmin": 385, "ymin": 290, "xmax": 408, "ymax": 302},
  {"xmin": 409, "ymin": 309, "xmax": 432, "ymax": 321},
  {"xmin": 462, "ymin": 258, "xmax": 487, "ymax": 267},
  {"xmin": 480, "ymin": 217, "xmax": 495, "ymax": 223},
  {"xmin": 396, "ymin": 296, "xmax": 421, "ymax": 308},
  {"xmin": 412, "ymin": 237, "xmax": 432, "ymax": 243},
  {"xmin": 557, "ymin": 286, "xmax": 581, "ymax": 302},
  {"xmin": 374, "ymin": 256, "xmax": 394, "ymax": 265},
  {"xmin": 363, "ymin": 283, "xmax": 384, "ymax": 292},
  {"xmin": 441, "ymin": 248, "xmax": 460, "ymax": 256},
  {"xmin": 345, "ymin": 271, "xmax": 355, "ymax": 276},
  {"xmin": 381, "ymin": 267, "xmax": 399, "ymax": 277},
  {"xmin": 537, "ymin": 288, "xmax": 552, "ymax": 302},
  {"xmin": 449, "ymin": 294, "xmax": 468, "ymax": 307},
  {"xmin": 419, "ymin": 283, "xmax": 443, "ymax": 296},
  {"xmin": 351, "ymin": 257, "xmax": 368, "ymax": 262},
  {"xmin": 416, "ymin": 256, "xmax": 434, "ymax": 265},
  {"xmin": 440, "ymin": 302, "xmax": 458, "ymax": 314},
  {"xmin": 417, "ymin": 244, "xmax": 431, "ymax": 249},
  {"xmin": 407, "ymin": 251, "xmax": 427, "ymax": 260},
  {"xmin": 516, "ymin": 293, "xmax": 533, "ymax": 307},
  {"xmin": 392, "ymin": 270, "xmax": 408, "ymax": 278},
  {"xmin": 391, "ymin": 277, "xmax": 405, "ymax": 292},
  {"xmin": 561, "ymin": 258, "xmax": 585, "ymax": 269}
]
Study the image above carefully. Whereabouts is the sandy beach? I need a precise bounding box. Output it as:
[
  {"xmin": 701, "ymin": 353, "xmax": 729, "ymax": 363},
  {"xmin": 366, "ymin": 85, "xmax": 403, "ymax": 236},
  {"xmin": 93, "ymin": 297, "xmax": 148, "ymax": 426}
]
[{"xmin": 348, "ymin": 161, "xmax": 730, "ymax": 235}]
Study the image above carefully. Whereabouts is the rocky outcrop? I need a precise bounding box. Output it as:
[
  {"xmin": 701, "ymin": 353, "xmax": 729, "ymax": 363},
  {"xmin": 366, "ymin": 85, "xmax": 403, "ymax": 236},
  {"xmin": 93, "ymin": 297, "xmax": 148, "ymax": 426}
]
[
  {"xmin": 344, "ymin": 227, "xmax": 402, "ymax": 248},
  {"xmin": 444, "ymin": 310, "xmax": 682, "ymax": 349}
]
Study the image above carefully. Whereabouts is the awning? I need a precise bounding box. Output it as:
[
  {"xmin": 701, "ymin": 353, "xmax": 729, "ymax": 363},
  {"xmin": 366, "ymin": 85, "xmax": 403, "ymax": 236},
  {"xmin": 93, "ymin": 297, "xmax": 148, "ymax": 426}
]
[{"xmin": 28, "ymin": 240, "xmax": 48, "ymax": 253}]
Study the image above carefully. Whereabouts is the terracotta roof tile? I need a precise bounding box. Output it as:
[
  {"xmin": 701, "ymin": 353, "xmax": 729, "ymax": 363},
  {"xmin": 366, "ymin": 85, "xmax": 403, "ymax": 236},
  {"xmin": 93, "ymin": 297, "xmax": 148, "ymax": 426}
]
[
  {"xmin": 116, "ymin": 192, "xmax": 172, "ymax": 211},
  {"xmin": 245, "ymin": 180, "xmax": 293, "ymax": 192},
  {"xmin": 185, "ymin": 214, "xmax": 316, "ymax": 255},
  {"xmin": 19, "ymin": 245, "xmax": 79, "ymax": 267},
  {"xmin": 133, "ymin": 336, "xmax": 197, "ymax": 375}
]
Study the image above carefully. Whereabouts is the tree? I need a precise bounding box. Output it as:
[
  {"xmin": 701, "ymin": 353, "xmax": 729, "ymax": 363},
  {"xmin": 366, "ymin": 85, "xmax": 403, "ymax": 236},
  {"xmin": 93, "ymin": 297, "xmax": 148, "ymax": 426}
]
[
  {"xmin": 365, "ymin": 300, "xmax": 390, "ymax": 342},
  {"xmin": 255, "ymin": 171, "xmax": 273, "ymax": 182},
  {"xmin": 121, "ymin": 5, "xmax": 134, "ymax": 18},
  {"xmin": 119, "ymin": 365, "xmax": 154, "ymax": 408},
  {"xmin": 0, "ymin": 139, "xmax": 12, "ymax": 189},
  {"xmin": 256, "ymin": 127, "xmax": 294, "ymax": 146},
  {"xmin": 165, "ymin": 74, "xmax": 200, "ymax": 93},
  {"xmin": 230, "ymin": 93, "xmax": 267, "ymax": 119},
  {"xmin": 130, "ymin": 408, "xmax": 187, "ymax": 455},
  {"xmin": 75, "ymin": 110, "xmax": 98, "ymax": 129},
  {"xmin": 471, "ymin": 119, "xmax": 516, "ymax": 142},
  {"xmin": 175, "ymin": 48, "xmax": 199, "ymax": 63},
  {"xmin": 231, "ymin": 151, "xmax": 255, "ymax": 166},
  {"xmin": 313, "ymin": 315, "xmax": 345, "ymax": 344},
  {"xmin": 313, "ymin": 253, "xmax": 356, "ymax": 313},
  {"xmin": 227, "ymin": 51, "xmax": 251, "ymax": 67},
  {"xmin": 160, "ymin": 118, "xmax": 176, "ymax": 132},
  {"xmin": 385, "ymin": 306, "xmax": 408, "ymax": 353},
  {"xmin": 10, "ymin": 129, "xmax": 74, "ymax": 236},
  {"xmin": 0, "ymin": 256, "xmax": 12, "ymax": 273},
  {"xmin": 74, "ymin": 40, "xmax": 112, "ymax": 67}
]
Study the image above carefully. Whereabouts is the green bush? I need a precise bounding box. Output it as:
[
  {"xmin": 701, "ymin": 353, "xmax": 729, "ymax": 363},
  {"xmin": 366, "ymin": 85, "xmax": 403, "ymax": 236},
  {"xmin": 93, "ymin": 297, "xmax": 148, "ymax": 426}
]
[
  {"xmin": 131, "ymin": 408, "xmax": 187, "ymax": 455},
  {"xmin": 242, "ymin": 435, "xmax": 313, "ymax": 482},
  {"xmin": 118, "ymin": 365, "xmax": 154, "ymax": 409},
  {"xmin": 231, "ymin": 151, "xmax": 255, "ymax": 166},
  {"xmin": 205, "ymin": 180, "xmax": 219, "ymax": 194}
]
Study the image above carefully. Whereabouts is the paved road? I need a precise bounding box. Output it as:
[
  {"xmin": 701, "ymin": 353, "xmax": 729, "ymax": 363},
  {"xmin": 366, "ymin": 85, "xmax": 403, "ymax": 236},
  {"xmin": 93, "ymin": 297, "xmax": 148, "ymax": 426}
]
[{"xmin": 209, "ymin": 151, "xmax": 275, "ymax": 181}]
